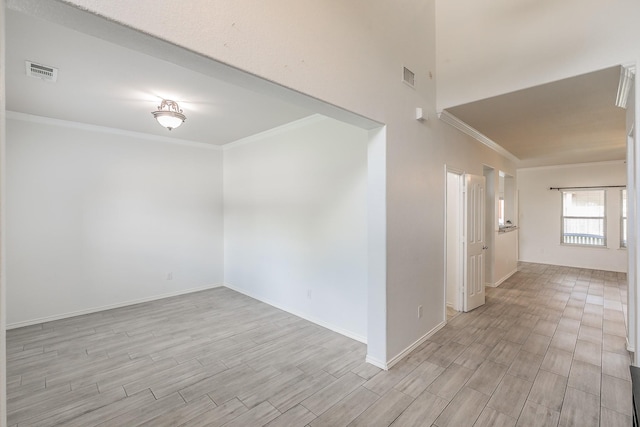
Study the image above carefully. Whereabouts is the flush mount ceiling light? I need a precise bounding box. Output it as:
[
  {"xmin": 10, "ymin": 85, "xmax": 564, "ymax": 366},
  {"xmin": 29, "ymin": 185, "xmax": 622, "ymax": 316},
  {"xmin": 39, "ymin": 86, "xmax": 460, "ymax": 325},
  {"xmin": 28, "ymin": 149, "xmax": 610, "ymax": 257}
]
[{"xmin": 152, "ymin": 99, "xmax": 186, "ymax": 130}]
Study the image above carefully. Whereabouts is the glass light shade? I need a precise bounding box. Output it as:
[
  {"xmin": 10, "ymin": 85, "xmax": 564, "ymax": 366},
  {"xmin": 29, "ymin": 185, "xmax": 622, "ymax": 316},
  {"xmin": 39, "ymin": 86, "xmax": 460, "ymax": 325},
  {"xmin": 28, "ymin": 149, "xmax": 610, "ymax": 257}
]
[
  {"xmin": 153, "ymin": 111, "xmax": 186, "ymax": 130},
  {"xmin": 152, "ymin": 100, "xmax": 186, "ymax": 130}
]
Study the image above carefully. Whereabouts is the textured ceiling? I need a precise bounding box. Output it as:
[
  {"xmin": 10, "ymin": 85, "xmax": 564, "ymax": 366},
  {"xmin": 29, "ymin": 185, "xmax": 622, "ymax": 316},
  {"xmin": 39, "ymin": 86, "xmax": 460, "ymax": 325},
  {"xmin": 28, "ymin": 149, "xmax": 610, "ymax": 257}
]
[{"xmin": 446, "ymin": 67, "xmax": 627, "ymax": 168}]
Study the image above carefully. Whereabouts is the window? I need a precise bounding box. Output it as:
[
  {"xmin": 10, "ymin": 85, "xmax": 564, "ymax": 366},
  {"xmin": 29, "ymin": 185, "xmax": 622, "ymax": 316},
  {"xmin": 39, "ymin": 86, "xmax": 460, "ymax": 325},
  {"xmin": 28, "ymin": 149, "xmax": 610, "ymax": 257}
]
[
  {"xmin": 621, "ymin": 189, "xmax": 627, "ymax": 248},
  {"xmin": 561, "ymin": 190, "xmax": 606, "ymax": 246}
]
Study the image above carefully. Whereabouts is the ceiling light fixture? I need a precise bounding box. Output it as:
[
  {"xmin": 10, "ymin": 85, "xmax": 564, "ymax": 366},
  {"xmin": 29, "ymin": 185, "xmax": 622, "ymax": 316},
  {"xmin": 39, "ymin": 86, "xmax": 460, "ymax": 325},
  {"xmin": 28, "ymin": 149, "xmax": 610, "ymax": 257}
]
[{"xmin": 152, "ymin": 99, "xmax": 186, "ymax": 130}]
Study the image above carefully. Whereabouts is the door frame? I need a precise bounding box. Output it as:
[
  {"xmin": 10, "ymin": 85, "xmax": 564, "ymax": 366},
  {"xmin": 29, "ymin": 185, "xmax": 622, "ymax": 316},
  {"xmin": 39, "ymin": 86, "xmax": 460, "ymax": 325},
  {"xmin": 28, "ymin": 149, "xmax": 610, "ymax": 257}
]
[
  {"xmin": 483, "ymin": 165, "xmax": 496, "ymax": 287},
  {"xmin": 444, "ymin": 166, "xmax": 464, "ymax": 319}
]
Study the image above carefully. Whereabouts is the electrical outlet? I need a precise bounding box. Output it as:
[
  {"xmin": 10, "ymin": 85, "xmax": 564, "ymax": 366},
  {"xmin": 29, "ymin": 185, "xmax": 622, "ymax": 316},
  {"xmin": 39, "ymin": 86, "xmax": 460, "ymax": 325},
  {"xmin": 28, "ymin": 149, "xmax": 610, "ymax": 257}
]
[
  {"xmin": 167, "ymin": 272, "xmax": 173, "ymax": 280},
  {"xmin": 418, "ymin": 305, "xmax": 423, "ymax": 319}
]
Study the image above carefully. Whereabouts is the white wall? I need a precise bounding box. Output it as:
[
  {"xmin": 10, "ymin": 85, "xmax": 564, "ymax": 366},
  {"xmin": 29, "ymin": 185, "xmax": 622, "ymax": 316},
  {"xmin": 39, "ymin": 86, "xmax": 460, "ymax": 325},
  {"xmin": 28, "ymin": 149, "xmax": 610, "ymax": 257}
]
[
  {"xmin": 494, "ymin": 231, "xmax": 518, "ymax": 284},
  {"xmin": 518, "ymin": 161, "xmax": 627, "ymax": 272},
  {"xmin": 436, "ymin": 0, "xmax": 640, "ymax": 109},
  {"xmin": 55, "ymin": 0, "xmax": 437, "ymax": 364},
  {"xmin": 223, "ymin": 115, "xmax": 369, "ymax": 341},
  {"xmin": 26, "ymin": 0, "xmax": 518, "ymax": 366},
  {"xmin": 6, "ymin": 114, "xmax": 224, "ymax": 326}
]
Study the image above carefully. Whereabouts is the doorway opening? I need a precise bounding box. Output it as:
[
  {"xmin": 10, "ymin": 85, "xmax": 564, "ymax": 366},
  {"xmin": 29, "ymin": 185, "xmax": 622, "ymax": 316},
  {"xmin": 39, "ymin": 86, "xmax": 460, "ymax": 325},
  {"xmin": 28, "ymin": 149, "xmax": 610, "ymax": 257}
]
[{"xmin": 445, "ymin": 167, "xmax": 488, "ymax": 321}]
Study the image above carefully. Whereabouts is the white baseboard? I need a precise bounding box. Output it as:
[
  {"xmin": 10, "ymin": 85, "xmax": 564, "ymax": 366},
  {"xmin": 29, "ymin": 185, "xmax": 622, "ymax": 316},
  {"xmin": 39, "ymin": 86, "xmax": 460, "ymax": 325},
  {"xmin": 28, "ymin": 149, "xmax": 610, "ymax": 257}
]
[
  {"xmin": 223, "ymin": 283, "xmax": 367, "ymax": 344},
  {"xmin": 365, "ymin": 355, "xmax": 388, "ymax": 370},
  {"xmin": 7, "ymin": 283, "xmax": 224, "ymax": 329},
  {"xmin": 489, "ymin": 269, "xmax": 518, "ymax": 287},
  {"xmin": 384, "ymin": 320, "xmax": 447, "ymax": 370},
  {"xmin": 446, "ymin": 301, "xmax": 461, "ymax": 312}
]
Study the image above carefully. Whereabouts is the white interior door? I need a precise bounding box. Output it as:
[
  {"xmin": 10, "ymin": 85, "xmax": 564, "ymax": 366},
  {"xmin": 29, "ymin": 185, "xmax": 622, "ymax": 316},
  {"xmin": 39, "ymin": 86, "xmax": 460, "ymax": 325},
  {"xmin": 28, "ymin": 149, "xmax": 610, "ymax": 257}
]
[{"xmin": 464, "ymin": 173, "xmax": 486, "ymax": 312}]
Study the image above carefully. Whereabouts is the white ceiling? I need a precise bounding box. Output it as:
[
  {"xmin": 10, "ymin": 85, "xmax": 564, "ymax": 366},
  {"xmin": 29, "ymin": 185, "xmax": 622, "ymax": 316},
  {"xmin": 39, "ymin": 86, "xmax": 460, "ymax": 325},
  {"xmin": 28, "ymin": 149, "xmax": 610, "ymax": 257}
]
[
  {"xmin": 6, "ymin": 6, "xmax": 628, "ymax": 167},
  {"xmin": 446, "ymin": 66, "xmax": 627, "ymax": 168},
  {"xmin": 6, "ymin": 9, "xmax": 314, "ymax": 145}
]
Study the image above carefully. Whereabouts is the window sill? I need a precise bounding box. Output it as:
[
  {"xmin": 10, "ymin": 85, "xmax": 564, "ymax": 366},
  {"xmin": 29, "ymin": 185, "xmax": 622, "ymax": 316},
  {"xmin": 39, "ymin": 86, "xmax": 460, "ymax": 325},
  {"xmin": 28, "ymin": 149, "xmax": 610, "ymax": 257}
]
[{"xmin": 560, "ymin": 243, "xmax": 608, "ymax": 249}]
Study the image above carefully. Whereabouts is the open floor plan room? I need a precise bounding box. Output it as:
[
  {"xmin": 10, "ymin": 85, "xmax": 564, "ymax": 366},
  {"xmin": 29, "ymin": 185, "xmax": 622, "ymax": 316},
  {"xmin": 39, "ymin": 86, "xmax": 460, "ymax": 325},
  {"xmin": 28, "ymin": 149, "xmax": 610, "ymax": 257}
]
[{"xmin": 7, "ymin": 262, "xmax": 630, "ymax": 427}]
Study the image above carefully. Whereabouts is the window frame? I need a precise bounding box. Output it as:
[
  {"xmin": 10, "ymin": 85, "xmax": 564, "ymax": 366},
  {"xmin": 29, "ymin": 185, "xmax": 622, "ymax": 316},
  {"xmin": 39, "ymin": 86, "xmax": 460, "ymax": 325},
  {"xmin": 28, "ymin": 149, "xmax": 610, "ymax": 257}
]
[{"xmin": 560, "ymin": 189, "xmax": 607, "ymax": 248}]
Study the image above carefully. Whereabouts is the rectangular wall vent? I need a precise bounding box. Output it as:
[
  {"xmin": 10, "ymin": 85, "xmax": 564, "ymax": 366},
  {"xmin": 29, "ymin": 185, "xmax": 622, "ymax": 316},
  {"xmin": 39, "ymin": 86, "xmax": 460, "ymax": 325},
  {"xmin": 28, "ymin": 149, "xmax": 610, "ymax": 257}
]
[
  {"xmin": 403, "ymin": 66, "xmax": 415, "ymax": 88},
  {"xmin": 25, "ymin": 61, "xmax": 58, "ymax": 82}
]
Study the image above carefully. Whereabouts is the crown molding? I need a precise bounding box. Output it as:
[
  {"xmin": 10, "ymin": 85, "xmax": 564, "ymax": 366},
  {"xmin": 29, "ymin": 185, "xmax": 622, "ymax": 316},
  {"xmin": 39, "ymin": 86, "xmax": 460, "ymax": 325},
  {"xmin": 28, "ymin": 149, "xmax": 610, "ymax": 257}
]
[
  {"xmin": 222, "ymin": 114, "xmax": 326, "ymax": 151},
  {"xmin": 517, "ymin": 159, "xmax": 626, "ymax": 172},
  {"xmin": 6, "ymin": 111, "xmax": 222, "ymax": 150},
  {"xmin": 437, "ymin": 110, "xmax": 520, "ymax": 163},
  {"xmin": 615, "ymin": 64, "xmax": 636, "ymax": 109}
]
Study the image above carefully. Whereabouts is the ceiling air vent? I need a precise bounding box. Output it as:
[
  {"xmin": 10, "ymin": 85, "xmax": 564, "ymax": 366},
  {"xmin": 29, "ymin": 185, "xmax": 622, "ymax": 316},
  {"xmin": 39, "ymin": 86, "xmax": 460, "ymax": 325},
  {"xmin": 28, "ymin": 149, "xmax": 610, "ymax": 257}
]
[
  {"xmin": 402, "ymin": 66, "xmax": 415, "ymax": 88},
  {"xmin": 25, "ymin": 61, "xmax": 58, "ymax": 82}
]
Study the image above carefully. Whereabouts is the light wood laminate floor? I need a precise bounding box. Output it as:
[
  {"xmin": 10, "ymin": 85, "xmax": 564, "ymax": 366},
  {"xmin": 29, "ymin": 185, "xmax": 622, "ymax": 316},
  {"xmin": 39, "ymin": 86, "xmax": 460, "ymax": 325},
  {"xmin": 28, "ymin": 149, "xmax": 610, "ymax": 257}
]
[{"xmin": 7, "ymin": 262, "xmax": 632, "ymax": 426}]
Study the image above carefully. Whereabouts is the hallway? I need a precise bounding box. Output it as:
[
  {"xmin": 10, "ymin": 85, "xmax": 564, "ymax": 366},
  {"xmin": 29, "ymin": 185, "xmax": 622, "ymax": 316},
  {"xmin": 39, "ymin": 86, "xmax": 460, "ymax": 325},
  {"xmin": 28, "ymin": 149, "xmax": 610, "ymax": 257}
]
[{"xmin": 414, "ymin": 262, "xmax": 631, "ymax": 426}]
